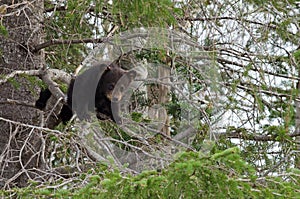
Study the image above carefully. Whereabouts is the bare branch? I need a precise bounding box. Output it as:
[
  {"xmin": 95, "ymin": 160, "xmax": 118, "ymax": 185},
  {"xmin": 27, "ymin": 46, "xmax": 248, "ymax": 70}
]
[
  {"xmin": 0, "ymin": 69, "xmax": 41, "ymax": 85},
  {"xmin": 32, "ymin": 26, "xmax": 119, "ymax": 52},
  {"xmin": 224, "ymin": 82, "xmax": 299, "ymax": 101},
  {"xmin": 0, "ymin": 116, "xmax": 63, "ymax": 134},
  {"xmin": 183, "ymin": 16, "xmax": 277, "ymax": 29},
  {"xmin": 222, "ymin": 129, "xmax": 300, "ymax": 141},
  {"xmin": 47, "ymin": 69, "xmax": 72, "ymax": 84},
  {"xmin": 41, "ymin": 71, "xmax": 66, "ymax": 101},
  {"xmin": 0, "ymin": 68, "xmax": 71, "ymax": 104},
  {"xmin": 44, "ymin": 5, "xmax": 67, "ymax": 13},
  {"xmin": 0, "ymin": 98, "xmax": 35, "ymax": 108},
  {"xmin": 32, "ymin": 38, "xmax": 106, "ymax": 52}
]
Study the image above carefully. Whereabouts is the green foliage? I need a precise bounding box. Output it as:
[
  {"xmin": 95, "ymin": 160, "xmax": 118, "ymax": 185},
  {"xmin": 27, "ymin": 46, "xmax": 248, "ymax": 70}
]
[
  {"xmin": 19, "ymin": 74, "xmax": 42, "ymax": 96},
  {"xmin": 1, "ymin": 0, "xmax": 298, "ymax": 195},
  {"xmin": 43, "ymin": 0, "xmax": 181, "ymax": 72},
  {"xmin": 44, "ymin": 1, "xmax": 94, "ymax": 72},
  {"xmin": 4, "ymin": 149, "xmax": 299, "ymax": 198},
  {"xmin": 7, "ymin": 77, "xmax": 21, "ymax": 89},
  {"xmin": 131, "ymin": 112, "xmax": 144, "ymax": 122},
  {"xmin": 111, "ymin": 0, "xmax": 181, "ymax": 29},
  {"xmin": 0, "ymin": 24, "xmax": 8, "ymax": 36}
]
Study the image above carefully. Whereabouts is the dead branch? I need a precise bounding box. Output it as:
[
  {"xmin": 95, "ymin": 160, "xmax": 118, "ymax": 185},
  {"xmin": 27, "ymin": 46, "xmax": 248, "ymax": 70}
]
[
  {"xmin": 32, "ymin": 26, "xmax": 119, "ymax": 52},
  {"xmin": 222, "ymin": 129, "xmax": 300, "ymax": 142},
  {"xmin": 0, "ymin": 98, "xmax": 35, "ymax": 108},
  {"xmin": 32, "ymin": 38, "xmax": 106, "ymax": 53},
  {"xmin": 0, "ymin": 68, "xmax": 71, "ymax": 106},
  {"xmin": 183, "ymin": 16, "xmax": 277, "ymax": 29},
  {"xmin": 39, "ymin": 68, "xmax": 72, "ymax": 103},
  {"xmin": 0, "ymin": 116, "xmax": 63, "ymax": 134},
  {"xmin": 0, "ymin": 69, "xmax": 41, "ymax": 85},
  {"xmin": 223, "ymin": 82, "xmax": 300, "ymax": 101}
]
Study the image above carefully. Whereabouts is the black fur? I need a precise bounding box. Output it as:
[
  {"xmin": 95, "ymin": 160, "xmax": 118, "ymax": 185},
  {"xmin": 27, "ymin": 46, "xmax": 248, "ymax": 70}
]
[
  {"xmin": 35, "ymin": 88, "xmax": 52, "ymax": 110},
  {"xmin": 36, "ymin": 63, "xmax": 136, "ymax": 124}
]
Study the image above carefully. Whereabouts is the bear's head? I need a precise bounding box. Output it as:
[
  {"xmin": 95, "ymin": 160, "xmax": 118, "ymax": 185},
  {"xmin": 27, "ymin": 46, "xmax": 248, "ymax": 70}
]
[
  {"xmin": 94, "ymin": 63, "xmax": 136, "ymax": 124},
  {"xmin": 98, "ymin": 64, "xmax": 136, "ymax": 103}
]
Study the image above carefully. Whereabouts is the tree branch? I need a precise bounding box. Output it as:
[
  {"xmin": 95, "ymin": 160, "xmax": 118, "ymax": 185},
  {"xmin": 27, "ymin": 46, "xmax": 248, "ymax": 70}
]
[
  {"xmin": 47, "ymin": 69, "xmax": 72, "ymax": 84},
  {"xmin": 0, "ymin": 98, "xmax": 35, "ymax": 108},
  {"xmin": 224, "ymin": 82, "xmax": 300, "ymax": 101},
  {"xmin": 32, "ymin": 38, "xmax": 106, "ymax": 53},
  {"xmin": 183, "ymin": 16, "xmax": 277, "ymax": 29},
  {"xmin": 32, "ymin": 25, "xmax": 119, "ymax": 52},
  {"xmin": 223, "ymin": 129, "xmax": 300, "ymax": 141},
  {"xmin": 0, "ymin": 69, "xmax": 42, "ymax": 85},
  {"xmin": 0, "ymin": 68, "xmax": 71, "ymax": 105},
  {"xmin": 0, "ymin": 116, "xmax": 63, "ymax": 134},
  {"xmin": 44, "ymin": 5, "xmax": 67, "ymax": 13},
  {"xmin": 40, "ymin": 70, "xmax": 71, "ymax": 102}
]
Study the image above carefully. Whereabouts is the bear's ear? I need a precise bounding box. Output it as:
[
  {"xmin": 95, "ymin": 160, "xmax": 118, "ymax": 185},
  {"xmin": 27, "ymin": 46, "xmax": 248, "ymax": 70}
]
[
  {"xmin": 106, "ymin": 65, "xmax": 112, "ymax": 71},
  {"xmin": 127, "ymin": 70, "xmax": 137, "ymax": 81},
  {"xmin": 107, "ymin": 63, "xmax": 119, "ymax": 71},
  {"xmin": 106, "ymin": 63, "xmax": 117, "ymax": 71}
]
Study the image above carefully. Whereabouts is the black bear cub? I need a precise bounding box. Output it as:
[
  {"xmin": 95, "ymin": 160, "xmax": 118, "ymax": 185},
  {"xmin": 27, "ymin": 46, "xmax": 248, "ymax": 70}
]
[{"xmin": 36, "ymin": 63, "xmax": 136, "ymax": 124}]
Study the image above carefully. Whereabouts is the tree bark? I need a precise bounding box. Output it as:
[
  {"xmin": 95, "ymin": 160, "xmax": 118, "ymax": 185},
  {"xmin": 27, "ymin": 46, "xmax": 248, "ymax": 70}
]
[
  {"xmin": 0, "ymin": 0, "xmax": 45, "ymax": 187},
  {"xmin": 296, "ymin": 73, "xmax": 300, "ymax": 169}
]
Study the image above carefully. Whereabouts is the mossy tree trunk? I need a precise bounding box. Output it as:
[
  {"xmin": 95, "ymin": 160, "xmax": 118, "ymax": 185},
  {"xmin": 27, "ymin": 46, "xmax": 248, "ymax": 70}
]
[{"xmin": 0, "ymin": 0, "xmax": 45, "ymax": 187}]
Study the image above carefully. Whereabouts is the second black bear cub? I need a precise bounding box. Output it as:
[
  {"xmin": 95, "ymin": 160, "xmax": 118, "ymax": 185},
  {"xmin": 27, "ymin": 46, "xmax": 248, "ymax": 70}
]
[{"xmin": 60, "ymin": 63, "xmax": 136, "ymax": 124}]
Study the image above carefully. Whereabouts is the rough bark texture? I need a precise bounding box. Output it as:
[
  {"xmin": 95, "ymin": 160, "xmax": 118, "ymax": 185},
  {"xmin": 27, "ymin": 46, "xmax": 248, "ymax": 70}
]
[
  {"xmin": 0, "ymin": 0, "xmax": 44, "ymax": 187},
  {"xmin": 296, "ymin": 75, "xmax": 300, "ymax": 169}
]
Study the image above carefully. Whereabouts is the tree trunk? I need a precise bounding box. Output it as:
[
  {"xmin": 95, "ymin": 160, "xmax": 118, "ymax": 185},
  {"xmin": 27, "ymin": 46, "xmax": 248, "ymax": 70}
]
[
  {"xmin": 296, "ymin": 73, "xmax": 300, "ymax": 169},
  {"xmin": 0, "ymin": 0, "xmax": 44, "ymax": 187}
]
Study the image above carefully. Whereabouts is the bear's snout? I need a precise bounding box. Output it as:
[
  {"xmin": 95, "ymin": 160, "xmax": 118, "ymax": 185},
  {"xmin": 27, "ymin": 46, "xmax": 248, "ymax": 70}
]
[{"xmin": 112, "ymin": 92, "xmax": 122, "ymax": 102}]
